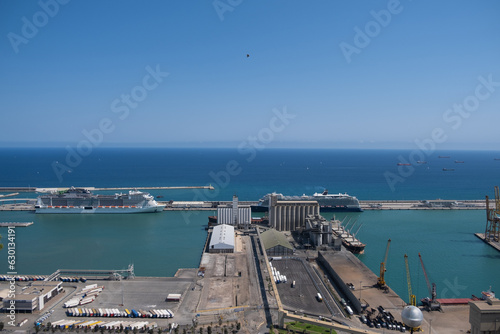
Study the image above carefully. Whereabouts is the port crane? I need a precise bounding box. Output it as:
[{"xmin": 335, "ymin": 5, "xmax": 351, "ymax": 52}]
[
  {"xmin": 485, "ymin": 186, "xmax": 500, "ymax": 242},
  {"xmin": 404, "ymin": 254, "xmax": 416, "ymax": 306},
  {"xmin": 418, "ymin": 252, "xmax": 441, "ymax": 311},
  {"xmin": 377, "ymin": 239, "xmax": 391, "ymax": 290}
]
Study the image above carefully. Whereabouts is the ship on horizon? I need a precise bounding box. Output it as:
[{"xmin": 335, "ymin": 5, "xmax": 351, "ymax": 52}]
[
  {"xmin": 253, "ymin": 189, "xmax": 362, "ymax": 212},
  {"xmin": 35, "ymin": 187, "xmax": 165, "ymax": 214}
]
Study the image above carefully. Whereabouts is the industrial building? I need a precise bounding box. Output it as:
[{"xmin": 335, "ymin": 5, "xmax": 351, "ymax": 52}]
[
  {"xmin": 209, "ymin": 224, "xmax": 235, "ymax": 253},
  {"xmin": 260, "ymin": 228, "xmax": 294, "ymax": 256},
  {"xmin": 268, "ymin": 194, "xmax": 320, "ymax": 231},
  {"xmin": 469, "ymin": 297, "xmax": 500, "ymax": 334},
  {"xmin": 305, "ymin": 215, "xmax": 341, "ymax": 249},
  {"xmin": 2, "ymin": 281, "xmax": 62, "ymax": 313},
  {"xmin": 217, "ymin": 195, "xmax": 251, "ymax": 227}
]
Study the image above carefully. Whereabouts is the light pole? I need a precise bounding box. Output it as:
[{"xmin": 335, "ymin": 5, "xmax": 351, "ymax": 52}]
[{"xmin": 359, "ymin": 281, "xmax": 362, "ymax": 301}]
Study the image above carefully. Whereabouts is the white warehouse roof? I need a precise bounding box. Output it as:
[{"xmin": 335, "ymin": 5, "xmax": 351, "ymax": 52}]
[{"xmin": 209, "ymin": 224, "xmax": 235, "ymax": 250}]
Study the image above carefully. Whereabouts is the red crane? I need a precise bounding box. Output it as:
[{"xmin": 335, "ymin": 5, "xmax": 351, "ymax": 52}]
[{"xmin": 418, "ymin": 253, "xmax": 441, "ymax": 311}]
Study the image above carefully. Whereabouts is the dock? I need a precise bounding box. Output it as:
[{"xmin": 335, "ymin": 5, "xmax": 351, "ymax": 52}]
[
  {"xmin": 360, "ymin": 199, "xmax": 485, "ymax": 210},
  {"xmin": 0, "ymin": 185, "xmax": 215, "ymax": 193},
  {"xmin": 0, "ymin": 222, "xmax": 33, "ymax": 227},
  {"xmin": 474, "ymin": 233, "xmax": 500, "ymax": 252}
]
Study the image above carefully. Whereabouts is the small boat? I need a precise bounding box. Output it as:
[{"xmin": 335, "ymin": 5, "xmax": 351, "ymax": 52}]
[
  {"xmin": 454, "ymin": 161, "xmax": 465, "ymax": 163},
  {"xmin": 481, "ymin": 286, "xmax": 495, "ymax": 300},
  {"xmin": 442, "ymin": 168, "xmax": 455, "ymax": 171},
  {"xmin": 417, "ymin": 161, "xmax": 427, "ymax": 164},
  {"xmin": 397, "ymin": 163, "xmax": 411, "ymax": 166},
  {"xmin": 439, "ymin": 156, "xmax": 451, "ymax": 158}
]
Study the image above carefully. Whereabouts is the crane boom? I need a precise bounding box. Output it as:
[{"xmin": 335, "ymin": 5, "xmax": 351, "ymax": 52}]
[
  {"xmin": 418, "ymin": 252, "xmax": 432, "ymax": 296},
  {"xmin": 377, "ymin": 239, "xmax": 391, "ymax": 287},
  {"xmin": 418, "ymin": 252, "xmax": 441, "ymax": 311},
  {"xmin": 404, "ymin": 254, "xmax": 416, "ymax": 306}
]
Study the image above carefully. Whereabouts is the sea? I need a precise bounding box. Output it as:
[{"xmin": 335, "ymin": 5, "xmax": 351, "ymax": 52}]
[{"xmin": 0, "ymin": 147, "xmax": 499, "ymax": 303}]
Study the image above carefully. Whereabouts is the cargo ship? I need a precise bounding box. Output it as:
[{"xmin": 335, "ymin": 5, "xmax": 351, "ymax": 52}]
[
  {"xmin": 34, "ymin": 187, "xmax": 165, "ymax": 213},
  {"xmin": 253, "ymin": 189, "xmax": 362, "ymax": 212},
  {"xmin": 331, "ymin": 218, "xmax": 366, "ymax": 254}
]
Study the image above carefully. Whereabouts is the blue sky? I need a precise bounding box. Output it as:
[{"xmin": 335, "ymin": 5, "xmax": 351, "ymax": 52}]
[{"xmin": 1, "ymin": 0, "xmax": 499, "ymax": 149}]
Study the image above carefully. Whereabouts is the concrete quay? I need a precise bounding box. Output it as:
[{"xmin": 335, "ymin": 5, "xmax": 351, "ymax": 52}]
[
  {"xmin": 316, "ymin": 249, "xmax": 471, "ymax": 333},
  {"xmin": 475, "ymin": 233, "xmax": 500, "ymax": 252},
  {"xmin": 360, "ymin": 199, "xmax": 485, "ymax": 210}
]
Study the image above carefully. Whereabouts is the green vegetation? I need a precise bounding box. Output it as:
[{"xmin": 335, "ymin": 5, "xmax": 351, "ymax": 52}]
[{"xmin": 275, "ymin": 321, "xmax": 336, "ymax": 334}]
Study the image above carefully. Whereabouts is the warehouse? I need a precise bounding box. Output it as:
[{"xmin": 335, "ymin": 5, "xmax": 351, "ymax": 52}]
[
  {"xmin": 260, "ymin": 228, "xmax": 294, "ymax": 256},
  {"xmin": 2, "ymin": 281, "xmax": 62, "ymax": 312},
  {"xmin": 209, "ymin": 224, "xmax": 235, "ymax": 253}
]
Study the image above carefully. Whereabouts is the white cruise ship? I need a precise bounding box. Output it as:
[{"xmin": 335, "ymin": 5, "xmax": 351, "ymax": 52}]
[{"xmin": 35, "ymin": 187, "xmax": 165, "ymax": 214}]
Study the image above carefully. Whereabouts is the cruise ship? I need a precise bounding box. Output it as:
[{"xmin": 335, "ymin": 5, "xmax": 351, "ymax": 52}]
[
  {"xmin": 35, "ymin": 187, "xmax": 165, "ymax": 214},
  {"xmin": 253, "ymin": 189, "xmax": 362, "ymax": 212}
]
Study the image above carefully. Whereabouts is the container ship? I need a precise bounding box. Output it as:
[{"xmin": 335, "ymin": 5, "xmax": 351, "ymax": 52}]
[
  {"xmin": 253, "ymin": 189, "xmax": 362, "ymax": 212},
  {"xmin": 34, "ymin": 187, "xmax": 165, "ymax": 214}
]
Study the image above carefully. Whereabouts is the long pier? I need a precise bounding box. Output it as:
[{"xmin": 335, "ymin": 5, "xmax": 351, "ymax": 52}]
[
  {"xmin": 0, "ymin": 222, "xmax": 33, "ymax": 227},
  {"xmin": 0, "ymin": 199, "xmax": 487, "ymax": 212},
  {"xmin": 0, "ymin": 185, "xmax": 214, "ymax": 193},
  {"xmin": 360, "ymin": 199, "xmax": 485, "ymax": 210}
]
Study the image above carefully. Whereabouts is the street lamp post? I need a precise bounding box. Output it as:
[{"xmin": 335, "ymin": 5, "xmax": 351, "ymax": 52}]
[{"xmin": 359, "ymin": 280, "xmax": 362, "ymax": 301}]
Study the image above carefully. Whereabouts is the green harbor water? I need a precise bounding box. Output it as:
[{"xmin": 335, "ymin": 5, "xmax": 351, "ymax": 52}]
[{"xmin": 0, "ymin": 208, "xmax": 496, "ymax": 303}]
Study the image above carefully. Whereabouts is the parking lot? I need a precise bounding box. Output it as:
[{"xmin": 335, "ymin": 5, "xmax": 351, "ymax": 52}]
[
  {"xmin": 0, "ymin": 275, "xmax": 198, "ymax": 331},
  {"xmin": 271, "ymin": 258, "xmax": 341, "ymax": 318}
]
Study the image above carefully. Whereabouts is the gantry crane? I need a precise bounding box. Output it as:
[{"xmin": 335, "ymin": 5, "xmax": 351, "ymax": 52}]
[
  {"xmin": 485, "ymin": 186, "xmax": 500, "ymax": 242},
  {"xmin": 377, "ymin": 239, "xmax": 391, "ymax": 289},
  {"xmin": 404, "ymin": 254, "xmax": 416, "ymax": 306},
  {"xmin": 418, "ymin": 252, "xmax": 441, "ymax": 311}
]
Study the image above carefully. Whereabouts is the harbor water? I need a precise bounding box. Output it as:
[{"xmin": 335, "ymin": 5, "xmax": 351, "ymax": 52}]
[{"xmin": 0, "ymin": 148, "xmax": 499, "ymax": 302}]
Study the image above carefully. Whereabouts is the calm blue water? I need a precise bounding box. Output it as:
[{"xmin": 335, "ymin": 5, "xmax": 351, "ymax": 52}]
[{"xmin": 0, "ymin": 148, "xmax": 499, "ymax": 301}]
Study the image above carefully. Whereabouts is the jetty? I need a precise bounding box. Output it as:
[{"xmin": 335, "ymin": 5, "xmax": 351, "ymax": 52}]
[
  {"xmin": 0, "ymin": 185, "xmax": 215, "ymax": 193},
  {"xmin": 0, "ymin": 222, "xmax": 33, "ymax": 227}
]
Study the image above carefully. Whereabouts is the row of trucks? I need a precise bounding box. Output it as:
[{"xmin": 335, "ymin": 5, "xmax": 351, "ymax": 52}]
[
  {"xmin": 0, "ymin": 275, "xmax": 47, "ymax": 281},
  {"xmin": 64, "ymin": 284, "xmax": 104, "ymax": 308},
  {"xmin": 60, "ymin": 276, "xmax": 87, "ymax": 282},
  {"xmin": 269, "ymin": 262, "xmax": 287, "ymax": 284},
  {"xmin": 360, "ymin": 306, "xmax": 407, "ymax": 332},
  {"xmin": 66, "ymin": 308, "xmax": 174, "ymax": 319},
  {"xmin": 49, "ymin": 319, "xmax": 160, "ymax": 331}
]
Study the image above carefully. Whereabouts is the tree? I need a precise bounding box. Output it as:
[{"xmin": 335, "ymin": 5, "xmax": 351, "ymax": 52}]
[{"xmin": 207, "ymin": 326, "xmax": 212, "ymax": 334}]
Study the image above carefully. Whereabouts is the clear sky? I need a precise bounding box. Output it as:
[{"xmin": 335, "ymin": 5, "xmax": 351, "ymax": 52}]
[{"xmin": 1, "ymin": 0, "xmax": 499, "ymax": 149}]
